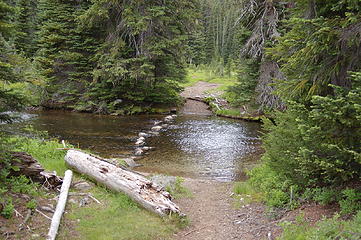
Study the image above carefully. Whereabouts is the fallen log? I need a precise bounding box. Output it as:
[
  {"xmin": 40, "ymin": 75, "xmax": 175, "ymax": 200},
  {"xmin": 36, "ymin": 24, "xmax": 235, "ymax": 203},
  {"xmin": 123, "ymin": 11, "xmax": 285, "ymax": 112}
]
[
  {"xmin": 64, "ymin": 150, "xmax": 181, "ymax": 217},
  {"xmin": 47, "ymin": 170, "xmax": 73, "ymax": 240}
]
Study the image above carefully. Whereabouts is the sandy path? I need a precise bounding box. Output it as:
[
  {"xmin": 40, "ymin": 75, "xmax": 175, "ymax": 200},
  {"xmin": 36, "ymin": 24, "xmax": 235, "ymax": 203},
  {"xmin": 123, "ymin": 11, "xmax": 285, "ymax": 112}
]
[
  {"xmin": 173, "ymin": 179, "xmax": 238, "ymax": 240},
  {"xmin": 180, "ymin": 81, "xmax": 220, "ymax": 115},
  {"xmin": 180, "ymin": 81, "xmax": 221, "ymax": 98}
]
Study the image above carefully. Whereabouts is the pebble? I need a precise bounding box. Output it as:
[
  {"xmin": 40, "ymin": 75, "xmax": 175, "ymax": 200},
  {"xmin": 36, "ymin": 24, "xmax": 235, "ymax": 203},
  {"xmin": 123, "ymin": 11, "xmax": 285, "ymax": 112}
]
[
  {"xmin": 164, "ymin": 116, "xmax": 173, "ymax": 122},
  {"xmin": 154, "ymin": 120, "xmax": 162, "ymax": 125},
  {"xmin": 138, "ymin": 132, "xmax": 148, "ymax": 137},
  {"xmin": 135, "ymin": 140, "xmax": 145, "ymax": 145},
  {"xmin": 38, "ymin": 205, "xmax": 54, "ymax": 213},
  {"xmin": 151, "ymin": 126, "xmax": 162, "ymax": 131},
  {"xmin": 137, "ymin": 137, "xmax": 145, "ymax": 141},
  {"xmin": 135, "ymin": 148, "xmax": 143, "ymax": 156}
]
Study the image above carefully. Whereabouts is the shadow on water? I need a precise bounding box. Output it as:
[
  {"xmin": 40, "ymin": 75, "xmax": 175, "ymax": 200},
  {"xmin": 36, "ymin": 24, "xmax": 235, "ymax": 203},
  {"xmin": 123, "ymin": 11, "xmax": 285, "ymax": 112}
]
[{"xmin": 3, "ymin": 110, "xmax": 262, "ymax": 182}]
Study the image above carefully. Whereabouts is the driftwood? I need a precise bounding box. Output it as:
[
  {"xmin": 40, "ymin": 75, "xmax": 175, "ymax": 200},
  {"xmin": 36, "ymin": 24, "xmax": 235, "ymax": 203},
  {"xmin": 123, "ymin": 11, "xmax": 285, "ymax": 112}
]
[
  {"xmin": 9, "ymin": 152, "xmax": 44, "ymax": 180},
  {"xmin": 8, "ymin": 152, "xmax": 63, "ymax": 189},
  {"xmin": 47, "ymin": 170, "xmax": 73, "ymax": 240},
  {"xmin": 64, "ymin": 150, "xmax": 181, "ymax": 217}
]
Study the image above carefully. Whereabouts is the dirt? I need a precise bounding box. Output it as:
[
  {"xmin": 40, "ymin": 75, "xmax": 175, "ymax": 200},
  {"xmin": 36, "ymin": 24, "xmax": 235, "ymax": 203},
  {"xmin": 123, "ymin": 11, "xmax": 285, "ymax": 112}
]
[
  {"xmin": 0, "ymin": 193, "xmax": 57, "ymax": 240},
  {"xmin": 173, "ymin": 178, "xmax": 339, "ymax": 240},
  {"xmin": 180, "ymin": 81, "xmax": 221, "ymax": 99},
  {"xmin": 180, "ymin": 81, "xmax": 221, "ymax": 115}
]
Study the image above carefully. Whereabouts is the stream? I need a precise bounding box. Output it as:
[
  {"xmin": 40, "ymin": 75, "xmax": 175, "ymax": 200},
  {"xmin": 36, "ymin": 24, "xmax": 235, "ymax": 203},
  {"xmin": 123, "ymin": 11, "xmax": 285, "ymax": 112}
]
[{"xmin": 3, "ymin": 110, "xmax": 262, "ymax": 182}]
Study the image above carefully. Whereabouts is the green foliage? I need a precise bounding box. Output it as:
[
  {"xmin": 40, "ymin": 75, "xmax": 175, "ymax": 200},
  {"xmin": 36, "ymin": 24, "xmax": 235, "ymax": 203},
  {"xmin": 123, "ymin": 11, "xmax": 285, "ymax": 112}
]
[
  {"xmin": 165, "ymin": 177, "xmax": 192, "ymax": 199},
  {"xmin": 248, "ymin": 164, "xmax": 294, "ymax": 208},
  {"xmin": 279, "ymin": 211, "xmax": 361, "ymax": 240},
  {"xmin": 8, "ymin": 175, "xmax": 38, "ymax": 195},
  {"xmin": 1, "ymin": 198, "xmax": 14, "ymax": 219},
  {"xmin": 247, "ymin": 72, "xmax": 361, "ymax": 209},
  {"xmin": 224, "ymin": 59, "xmax": 259, "ymax": 106},
  {"xmin": 268, "ymin": 0, "xmax": 361, "ymax": 101},
  {"xmin": 339, "ymin": 188, "xmax": 361, "ymax": 215},
  {"xmin": 26, "ymin": 199, "xmax": 37, "ymax": 210}
]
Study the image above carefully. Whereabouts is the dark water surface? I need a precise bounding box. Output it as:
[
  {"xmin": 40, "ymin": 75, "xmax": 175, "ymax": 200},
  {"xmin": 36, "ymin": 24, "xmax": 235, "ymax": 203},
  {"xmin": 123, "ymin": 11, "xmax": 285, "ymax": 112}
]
[{"xmin": 5, "ymin": 110, "xmax": 262, "ymax": 182}]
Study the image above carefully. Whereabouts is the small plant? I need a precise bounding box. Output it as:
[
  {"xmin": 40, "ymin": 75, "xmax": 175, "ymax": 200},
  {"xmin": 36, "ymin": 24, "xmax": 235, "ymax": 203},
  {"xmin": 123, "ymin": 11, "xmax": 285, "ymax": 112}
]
[
  {"xmin": 26, "ymin": 199, "xmax": 37, "ymax": 210},
  {"xmin": 166, "ymin": 177, "xmax": 192, "ymax": 199},
  {"xmin": 339, "ymin": 188, "xmax": 361, "ymax": 215},
  {"xmin": 1, "ymin": 199, "xmax": 14, "ymax": 219},
  {"xmin": 8, "ymin": 175, "xmax": 38, "ymax": 196}
]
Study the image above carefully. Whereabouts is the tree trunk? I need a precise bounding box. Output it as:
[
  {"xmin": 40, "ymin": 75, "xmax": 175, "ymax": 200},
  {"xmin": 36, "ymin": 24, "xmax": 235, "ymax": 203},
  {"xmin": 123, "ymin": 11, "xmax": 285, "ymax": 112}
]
[{"xmin": 64, "ymin": 150, "xmax": 182, "ymax": 217}]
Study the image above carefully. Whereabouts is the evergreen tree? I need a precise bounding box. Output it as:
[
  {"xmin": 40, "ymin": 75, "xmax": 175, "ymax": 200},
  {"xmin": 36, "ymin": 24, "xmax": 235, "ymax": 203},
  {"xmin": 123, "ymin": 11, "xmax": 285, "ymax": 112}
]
[
  {"xmin": 78, "ymin": 0, "xmax": 197, "ymax": 113},
  {"xmin": 35, "ymin": 0, "xmax": 100, "ymax": 108},
  {"xmin": 15, "ymin": 0, "xmax": 38, "ymax": 57}
]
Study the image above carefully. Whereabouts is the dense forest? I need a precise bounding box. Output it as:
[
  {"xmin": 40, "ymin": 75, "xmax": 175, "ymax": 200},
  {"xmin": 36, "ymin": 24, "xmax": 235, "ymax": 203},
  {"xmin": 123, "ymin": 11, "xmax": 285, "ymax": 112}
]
[{"xmin": 1, "ymin": 0, "xmax": 361, "ymax": 239}]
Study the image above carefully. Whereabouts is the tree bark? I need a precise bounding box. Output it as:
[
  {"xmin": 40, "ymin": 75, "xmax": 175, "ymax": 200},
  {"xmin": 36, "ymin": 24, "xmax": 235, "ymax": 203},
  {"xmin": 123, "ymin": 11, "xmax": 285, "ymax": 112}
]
[
  {"xmin": 47, "ymin": 170, "xmax": 73, "ymax": 240},
  {"xmin": 64, "ymin": 150, "xmax": 182, "ymax": 217}
]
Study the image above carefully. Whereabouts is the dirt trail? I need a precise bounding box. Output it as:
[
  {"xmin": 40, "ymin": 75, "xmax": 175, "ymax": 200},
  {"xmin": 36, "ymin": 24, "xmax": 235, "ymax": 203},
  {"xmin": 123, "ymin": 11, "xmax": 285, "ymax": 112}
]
[
  {"xmin": 180, "ymin": 81, "xmax": 221, "ymax": 99},
  {"xmin": 174, "ymin": 179, "xmax": 237, "ymax": 240},
  {"xmin": 180, "ymin": 81, "xmax": 220, "ymax": 115}
]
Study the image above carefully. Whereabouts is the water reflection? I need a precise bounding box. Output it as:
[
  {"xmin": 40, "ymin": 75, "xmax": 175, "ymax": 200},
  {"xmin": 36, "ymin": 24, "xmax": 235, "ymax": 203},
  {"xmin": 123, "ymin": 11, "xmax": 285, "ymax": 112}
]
[
  {"xmin": 4, "ymin": 111, "xmax": 262, "ymax": 182},
  {"xmin": 138, "ymin": 116, "xmax": 262, "ymax": 181}
]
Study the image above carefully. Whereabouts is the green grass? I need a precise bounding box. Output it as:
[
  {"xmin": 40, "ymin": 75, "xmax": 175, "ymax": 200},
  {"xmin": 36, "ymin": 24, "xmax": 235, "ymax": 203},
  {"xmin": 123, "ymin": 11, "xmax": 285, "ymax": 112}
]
[
  {"xmin": 233, "ymin": 182, "xmax": 263, "ymax": 208},
  {"xmin": 62, "ymin": 187, "xmax": 181, "ymax": 240},
  {"xmin": 165, "ymin": 177, "xmax": 193, "ymax": 199},
  {"xmin": 10, "ymin": 137, "xmax": 67, "ymax": 175},
  {"xmin": 182, "ymin": 67, "xmax": 237, "ymax": 92}
]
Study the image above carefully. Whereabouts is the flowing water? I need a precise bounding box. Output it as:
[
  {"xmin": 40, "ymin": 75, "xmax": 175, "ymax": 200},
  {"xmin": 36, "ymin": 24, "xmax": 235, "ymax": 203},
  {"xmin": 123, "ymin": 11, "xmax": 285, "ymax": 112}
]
[{"xmin": 3, "ymin": 110, "xmax": 262, "ymax": 182}]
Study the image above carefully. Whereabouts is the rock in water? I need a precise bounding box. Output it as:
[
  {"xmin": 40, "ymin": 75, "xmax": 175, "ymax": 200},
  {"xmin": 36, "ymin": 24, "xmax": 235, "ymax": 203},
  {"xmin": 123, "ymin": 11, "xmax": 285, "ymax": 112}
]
[
  {"xmin": 151, "ymin": 126, "xmax": 162, "ymax": 132},
  {"xmin": 123, "ymin": 158, "xmax": 140, "ymax": 167},
  {"xmin": 135, "ymin": 140, "xmax": 145, "ymax": 145},
  {"xmin": 135, "ymin": 148, "xmax": 143, "ymax": 156},
  {"xmin": 139, "ymin": 132, "xmax": 148, "ymax": 138}
]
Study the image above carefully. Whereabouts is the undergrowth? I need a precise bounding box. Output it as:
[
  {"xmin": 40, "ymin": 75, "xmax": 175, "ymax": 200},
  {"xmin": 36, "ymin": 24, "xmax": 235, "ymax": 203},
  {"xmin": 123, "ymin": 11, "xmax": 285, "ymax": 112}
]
[{"xmin": 279, "ymin": 211, "xmax": 361, "ymax": 240}]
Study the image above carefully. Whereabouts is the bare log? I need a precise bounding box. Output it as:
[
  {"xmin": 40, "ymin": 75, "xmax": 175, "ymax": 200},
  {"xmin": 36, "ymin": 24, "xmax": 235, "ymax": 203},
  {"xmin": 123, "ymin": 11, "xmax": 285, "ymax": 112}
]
[
  {"xmin": 64, "ymin": 150, "xmax": 181, "ymax": 217},
  {"xmin": 47, "ymin": 170, "xmax": 73, "ymax": 240},
  {"xmin": 9, "ymin": 152, "xmax": 44, "ymax": 180}
]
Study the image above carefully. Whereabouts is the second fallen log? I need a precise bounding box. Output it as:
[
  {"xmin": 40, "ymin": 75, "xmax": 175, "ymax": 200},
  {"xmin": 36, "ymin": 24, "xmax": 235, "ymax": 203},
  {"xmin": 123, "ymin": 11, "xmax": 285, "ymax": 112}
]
[{"xmin": 64, "ymin": 150, "xmax": 181, "ymax": 217}]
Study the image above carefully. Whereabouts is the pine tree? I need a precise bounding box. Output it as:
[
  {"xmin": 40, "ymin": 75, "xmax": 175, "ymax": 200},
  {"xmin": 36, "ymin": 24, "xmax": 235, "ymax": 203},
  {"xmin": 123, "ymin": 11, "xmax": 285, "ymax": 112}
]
[
  {"xmin": 35, "ymin": 0, "xmax": 100, "ymax": 108},
  {"xmin": 15, "ymin": 0, "xmax": 38, "ymax": 57}
]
